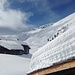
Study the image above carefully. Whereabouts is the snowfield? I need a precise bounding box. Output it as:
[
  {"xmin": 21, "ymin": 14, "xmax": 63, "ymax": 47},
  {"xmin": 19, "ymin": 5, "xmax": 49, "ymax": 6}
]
[
  {"xmin": 29, "ymin": 13, "xmax": 75, "ymax": 72},
  {"xmin": 0, "ymin": 54, "xmax": 30, "ymax": 75}
]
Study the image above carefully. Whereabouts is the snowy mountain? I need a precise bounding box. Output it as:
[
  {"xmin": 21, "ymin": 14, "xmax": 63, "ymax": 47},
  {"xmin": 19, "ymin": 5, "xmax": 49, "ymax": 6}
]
[
  {"xmin": 29, "ymin": 12, "xmax": 75, "ymax": 72},
  {"xmin": 25, "ymin": 13, "xmax": 75, "ymax": 54},
  {"xmin": 0, "ymin": 26, "xmax": 44, "ymax": 41}
]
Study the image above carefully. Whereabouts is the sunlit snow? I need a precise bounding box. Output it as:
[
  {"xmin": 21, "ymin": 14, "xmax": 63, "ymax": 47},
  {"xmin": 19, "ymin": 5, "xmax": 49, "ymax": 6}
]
[{"xmin": 29, "ymin": 13, "xmax": 75, "ymax": 72}]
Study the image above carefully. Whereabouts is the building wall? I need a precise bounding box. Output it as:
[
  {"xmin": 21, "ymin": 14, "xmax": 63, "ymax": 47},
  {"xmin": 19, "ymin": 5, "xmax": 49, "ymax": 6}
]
[
  {"xmin": 22, "ymin": 45, "xmax": 30, "ymax": 54},
  {"xmin": 0, "ymin": 45, "xmax": 9, "ymax": 54}
]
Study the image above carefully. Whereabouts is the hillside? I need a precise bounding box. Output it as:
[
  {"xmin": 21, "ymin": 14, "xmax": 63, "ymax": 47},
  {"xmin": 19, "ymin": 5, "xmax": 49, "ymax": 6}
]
[
  {"xmin": 29, "ymin": 13, "xmax": 75, "ymax": 72},
  {"xmin": 25, "ymin": 13, "xmax": 75, "ymax": 54}
]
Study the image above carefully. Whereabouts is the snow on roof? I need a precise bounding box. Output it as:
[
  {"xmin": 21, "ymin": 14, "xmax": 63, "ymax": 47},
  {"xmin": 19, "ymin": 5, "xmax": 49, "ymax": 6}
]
[
  {"xmin": 17, "ymin": 41, "xmax": 28, "ymax": 45},
  {"xmin": 0, "ymin": 40, "xmax": 24, "ymax": 50},
  {"xmin": 29, "ymin": 13, "xmax": 75, "ymax": 72}
]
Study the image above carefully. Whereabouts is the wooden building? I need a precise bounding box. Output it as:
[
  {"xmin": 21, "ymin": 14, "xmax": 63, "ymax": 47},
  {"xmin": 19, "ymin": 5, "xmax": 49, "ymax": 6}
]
[
  {"xmin": 0, "ymin": 45, "xmax": 9, "ymax": 54},
  {"xmin": 22, "ymin": 44, "xmax": 30, "ymax": 54},
  {"xmin": 0, "ymin": 40, "xmax": 30, "ymax": 55}
]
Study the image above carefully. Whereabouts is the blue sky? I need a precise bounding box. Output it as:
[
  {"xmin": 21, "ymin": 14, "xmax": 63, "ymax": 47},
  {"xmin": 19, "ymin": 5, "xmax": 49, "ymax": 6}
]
[
  {"xmin": 0, "ymin": 0, "xmax": 75, "ymax": 34},
  {"xmin": 9, "ymin": 0, "xmax": 75, "ymax": 26}
]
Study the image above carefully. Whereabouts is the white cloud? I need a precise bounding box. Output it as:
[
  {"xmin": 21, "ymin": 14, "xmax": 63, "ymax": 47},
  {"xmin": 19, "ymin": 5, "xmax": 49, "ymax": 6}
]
[
  {"xmin": 0, "ymin": 0, "xmax": 33, "ymax": 34},
  {"xmin": 0, "ymin": 10, "xmax": 32, "ymax": 30},
  {"xmin": 0, "ymin": 0, "xmax": 7, "ymax": 9}
]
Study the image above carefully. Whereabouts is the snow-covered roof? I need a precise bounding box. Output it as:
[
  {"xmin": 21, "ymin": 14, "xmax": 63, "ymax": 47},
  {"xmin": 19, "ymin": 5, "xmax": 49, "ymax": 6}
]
[
  {"xmin": 0, "ymin": 40, "xmax": 24, "ymax": 50},
  {"xmin": 17, "ymin": 41, "xmax": 28, "ymax": 45},
  {"xmin": 29, "ymin": 13, "xmax": 75, "ymax": 72}
]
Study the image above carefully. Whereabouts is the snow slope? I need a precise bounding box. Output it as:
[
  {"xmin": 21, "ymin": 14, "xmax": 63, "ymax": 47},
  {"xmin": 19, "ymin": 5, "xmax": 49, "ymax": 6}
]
[
  {"xmin": 0, "ymin": 54, "xmax": 30, "ymax": 75},
  {"xmin": 26, "ymin": 13, "xmax": 75, "ymax": 54},
  {"xmin": 0, "ymin": 33, "xmax": 29, "ymax": 41},
  {"xmin": 29, "ymin": 13, "xmax": 75, "ymax": 72}
]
